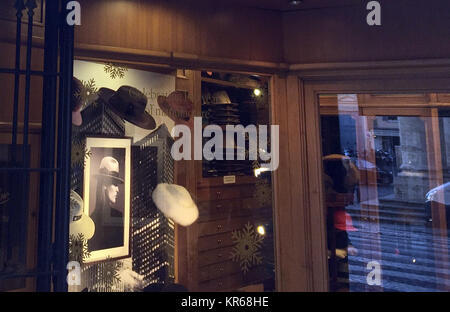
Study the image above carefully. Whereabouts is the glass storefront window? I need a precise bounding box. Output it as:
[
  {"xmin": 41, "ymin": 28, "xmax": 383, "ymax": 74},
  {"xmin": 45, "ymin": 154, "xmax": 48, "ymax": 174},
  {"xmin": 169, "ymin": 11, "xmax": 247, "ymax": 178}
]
[
  {"xmin": 320, "ymin": 94, "xmax": 450, "ymax": 292},
  {"xmin": 67, "ymin": 64, "xmax": 276, "ymax": 292}
]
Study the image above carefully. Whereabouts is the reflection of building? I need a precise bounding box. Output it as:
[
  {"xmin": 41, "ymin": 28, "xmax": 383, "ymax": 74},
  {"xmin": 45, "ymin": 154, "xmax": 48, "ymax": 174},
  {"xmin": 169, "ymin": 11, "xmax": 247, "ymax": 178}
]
[
  {"xmin": 372, "ymin": 117, "xmax": 399, "ymax": 186},
  {"xmin": 373, "ymin": 115, "xmax": 442, "ymax": 215},
  {"xmin": 393, "ymin": 117, "xmax": 430, "ymax": 203},
  {"xmin": 131, "ymin": 124, "xmax": 175, "ymax": 284}
]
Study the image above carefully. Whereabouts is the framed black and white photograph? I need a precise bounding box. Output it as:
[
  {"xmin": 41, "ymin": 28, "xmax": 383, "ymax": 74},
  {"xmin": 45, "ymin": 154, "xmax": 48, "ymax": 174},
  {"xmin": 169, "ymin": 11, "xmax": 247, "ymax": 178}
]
[{"xmin": 83, "ymin": 137, "xmax": 131, "ymax": 263}]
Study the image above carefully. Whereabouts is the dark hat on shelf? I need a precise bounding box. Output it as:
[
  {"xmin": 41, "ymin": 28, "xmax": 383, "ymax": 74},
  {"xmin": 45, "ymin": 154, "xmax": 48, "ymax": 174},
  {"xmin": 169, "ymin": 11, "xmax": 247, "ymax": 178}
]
[
  {"xmin": 100, "ymin": 86, "xmax": 156, "ymax": 130},
  {"xmin": 209, "ymin": 112, "xmax": 240, "ymax": 118},
  {"xmin": 211, "ymin": 90, "xmax": 232, "ymax": 104},
  {"xmin": 208, "ymin": 118, "xmax": 241, "ymax": 124},
  {"xmin": 204, "ymin": 103, "xmax": 239, "ymax": 108},
  {"xmin": 157, "ymin": 91, "xmax": 193, "ymax": 125},
  {"xmin": 205, "ymin": 106, "xmax": 239, "ymax": 112},
  {"xmin": 97, "ymin": 87, "xmax": 116, "ymax": 105}
]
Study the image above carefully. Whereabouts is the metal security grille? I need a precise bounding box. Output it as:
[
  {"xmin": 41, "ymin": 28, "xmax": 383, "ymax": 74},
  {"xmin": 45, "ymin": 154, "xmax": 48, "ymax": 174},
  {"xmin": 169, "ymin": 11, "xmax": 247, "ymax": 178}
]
[{"xmin": 0, "ymin": 1, "xmax": 74, "ymax": 292}]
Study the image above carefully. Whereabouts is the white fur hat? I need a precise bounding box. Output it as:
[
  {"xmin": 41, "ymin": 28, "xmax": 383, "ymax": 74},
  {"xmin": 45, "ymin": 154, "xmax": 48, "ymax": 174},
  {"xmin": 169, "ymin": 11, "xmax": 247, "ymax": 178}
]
[{"xmin": 152, "ymin": 184, "xmax": 199, "ymax": 227}]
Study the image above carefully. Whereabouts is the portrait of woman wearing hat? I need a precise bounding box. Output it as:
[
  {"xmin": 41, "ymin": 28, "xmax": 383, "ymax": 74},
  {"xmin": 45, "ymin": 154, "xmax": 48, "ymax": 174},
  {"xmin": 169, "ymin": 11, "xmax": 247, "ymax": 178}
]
[
  {"xmin": 83, "ymin": 137, "xmax": 131, "ymax": 262},
  {"xmin": 89, "ymin": 155, "xmax": 125, "ymax": 251}
]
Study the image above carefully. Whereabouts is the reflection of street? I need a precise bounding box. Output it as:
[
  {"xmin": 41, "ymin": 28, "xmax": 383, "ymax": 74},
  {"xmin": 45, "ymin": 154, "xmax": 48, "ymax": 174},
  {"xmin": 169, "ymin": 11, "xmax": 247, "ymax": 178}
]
[
  {"xmin": 345, "ymin": 199, "xmax": 450, "ymax": 291},
  {"xmin": 376, "ymin": 184, "xmax": 394, "ymax": 198},
  {"xmin": 320, "ymin": 104, "xmax": 450, "ymax": 291}
]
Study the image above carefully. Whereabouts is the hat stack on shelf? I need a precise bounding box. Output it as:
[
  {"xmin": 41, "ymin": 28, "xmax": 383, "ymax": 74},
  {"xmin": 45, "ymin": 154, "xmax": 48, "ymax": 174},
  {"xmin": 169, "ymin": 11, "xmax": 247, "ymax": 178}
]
[
  {"xmin": 202, "ymin": 91, "xmax": 241, "ymax": 125},
  {"xmin": 201, "ymin": 90, "xmax": 253, "ymax": 177}
]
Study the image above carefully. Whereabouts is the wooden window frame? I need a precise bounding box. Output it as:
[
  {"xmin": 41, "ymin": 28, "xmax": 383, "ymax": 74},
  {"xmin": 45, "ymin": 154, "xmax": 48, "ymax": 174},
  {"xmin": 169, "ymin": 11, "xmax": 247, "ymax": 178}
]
[{"xmin": 272, "ymin": 66, "xmax": 450, "ymax": 292}]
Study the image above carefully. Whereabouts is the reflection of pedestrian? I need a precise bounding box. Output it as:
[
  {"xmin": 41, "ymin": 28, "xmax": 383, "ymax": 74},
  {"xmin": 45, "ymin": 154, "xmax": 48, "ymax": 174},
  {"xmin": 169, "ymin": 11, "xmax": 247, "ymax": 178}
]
[
  {"xmin": 323, "ymin": 154, "xmax": 359, "ymax": 291},
  {"xmin": 89, "ymin": 156, "xmax": 124, "ymax": 251},
  {"xmin": 330, "ymin": 209, "xmax": 358, "ymax": 257}
]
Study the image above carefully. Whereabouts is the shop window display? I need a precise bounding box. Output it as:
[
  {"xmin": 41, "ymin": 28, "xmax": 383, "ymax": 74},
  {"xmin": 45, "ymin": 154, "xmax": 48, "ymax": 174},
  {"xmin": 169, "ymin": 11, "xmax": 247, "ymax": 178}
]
[
  {"xmin": 69, "ymin": 61, "xmax": 177, "ymax": 291},
  {"xmin": 68, "ymin": 64, "xmax": 275, "ymax": 292}
]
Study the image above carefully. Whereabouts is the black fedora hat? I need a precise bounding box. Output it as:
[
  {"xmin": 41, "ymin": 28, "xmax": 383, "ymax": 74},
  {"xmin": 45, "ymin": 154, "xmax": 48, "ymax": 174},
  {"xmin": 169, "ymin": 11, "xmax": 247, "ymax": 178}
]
[
  {"xmin": 97, "ymin": 87, "xmax": 116, "ymax": 104},
  {"xmin": 105, "ymin": 86, "xmax": 156, "ymax": 130}
]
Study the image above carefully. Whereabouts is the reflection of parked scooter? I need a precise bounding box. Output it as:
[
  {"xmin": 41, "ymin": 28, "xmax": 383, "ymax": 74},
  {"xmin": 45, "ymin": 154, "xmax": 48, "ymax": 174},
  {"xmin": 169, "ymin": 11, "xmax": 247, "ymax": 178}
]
[
  {"xmin": 375, "ymin": 149, "xmax": 394, "ymax": 185},
  {"xmin": 345, "ymin": 147, "xmax": 395, "ymax": 185},
  {"xmin": 352, "ymin": 158, "xmax": 393, "ymax": 185},
  {"xmin": 425, "ymin": 182, "xmax": 450, "ymax": 226}
]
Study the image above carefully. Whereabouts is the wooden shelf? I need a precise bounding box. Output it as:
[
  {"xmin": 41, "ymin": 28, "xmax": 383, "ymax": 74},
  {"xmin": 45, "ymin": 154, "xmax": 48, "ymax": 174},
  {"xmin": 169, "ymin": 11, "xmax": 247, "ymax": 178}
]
[{"xmin": 201, "ymin": 77, "xmax": 256, "ymax": 90}]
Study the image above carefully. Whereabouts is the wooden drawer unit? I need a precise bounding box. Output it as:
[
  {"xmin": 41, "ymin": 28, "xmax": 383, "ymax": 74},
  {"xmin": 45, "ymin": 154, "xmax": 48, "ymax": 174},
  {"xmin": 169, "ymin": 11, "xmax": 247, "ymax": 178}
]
[
  {"xmin": 198, "ymin": 232, "xmax": 235, "ymax": 252},
  {"xmin": 198, "ymin": 216, "xmax": 253, "ymax": 237},
  {"xmin": 198, "ymin": 272, "xmax": 244, "ymax": 292},
  {"xmin": 198, "ymin": 246, "xmax": 234, "ymax": 267},
  {"xmin": 198, "ymin": 213, "xmax": 273, "ymax": 237},
  {"xmin": 199, "ymin": 260, "xmax": 241, "ymax": 282},
  {"xmin": 198, "ymin": 198, "xmax": 256, "ymax": 222},
  {"xmin": 197, "ymin": 185, "xmax": 254, "ymax": 202},
  {"xmin": 175, "ymin": 71, "xmax": 275, "ymax": 292},
  {"xmin": 198, "ymin": 266, "xmax": 266, "ymax": 292}
]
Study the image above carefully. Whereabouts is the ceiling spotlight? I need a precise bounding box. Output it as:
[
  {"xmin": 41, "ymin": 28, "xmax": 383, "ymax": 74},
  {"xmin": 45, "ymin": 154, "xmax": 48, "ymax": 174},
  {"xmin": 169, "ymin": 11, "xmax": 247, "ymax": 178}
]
[
  {"xmin": 257, "ymin": 225, "xmax": 266, "ymax": 236},
  {"xmin": 289, "ymin": 0, "xmax": 303, "ymax": 5},
  {"xmin": 253, "ymin": 88, "xmax": 262, "ymax": 97}
]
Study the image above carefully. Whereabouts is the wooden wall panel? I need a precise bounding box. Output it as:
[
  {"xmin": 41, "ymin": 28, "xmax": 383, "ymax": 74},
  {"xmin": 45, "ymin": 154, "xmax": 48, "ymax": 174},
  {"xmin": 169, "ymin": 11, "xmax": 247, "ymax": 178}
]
[
  {"xmin": 272, "ymin": 75, "xmax": 321, "ymax": 291},
  {"xmin": 174, "ymin": 70, "xmax": 200, "ymax": 291},
  {"xmin": 0, "ymin": 0, "xmax": 44, "ymax": 25},
  {"xmin": 283, "ymin": 0, "xmax": 450, "ymax": 64},
  {"xmin": 76, "ymin": 0, "xmax": 283, "ymax": 63}
]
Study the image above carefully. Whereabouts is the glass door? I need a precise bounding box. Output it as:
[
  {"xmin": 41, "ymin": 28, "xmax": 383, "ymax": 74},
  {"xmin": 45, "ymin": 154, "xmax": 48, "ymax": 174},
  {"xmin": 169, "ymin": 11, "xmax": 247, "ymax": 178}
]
[{"xmin": 320, "ymin": 94, "xmax": 450, "ymax": 292}]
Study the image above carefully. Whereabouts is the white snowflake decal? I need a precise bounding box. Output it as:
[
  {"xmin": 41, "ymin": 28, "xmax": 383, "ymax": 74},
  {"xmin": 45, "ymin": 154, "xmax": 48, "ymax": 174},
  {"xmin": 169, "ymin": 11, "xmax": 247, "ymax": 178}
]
[
  {"xmin": 104, "ymin": 63, "xmax": 128, "ymax": 79},
  {"xmin": 230, "ymin": 222, "xmax": 264, "ymax": 274},
  {"xmin": 71, "ymin": 141, "xmax": 91, "ymax": 169},
  {"xmin": 69, "ymin": 233, "xmax": 91, "ymax": 265},
  {"xmin": 75, "ymin": 78, "xmax": 99, "ymax": 110}
]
